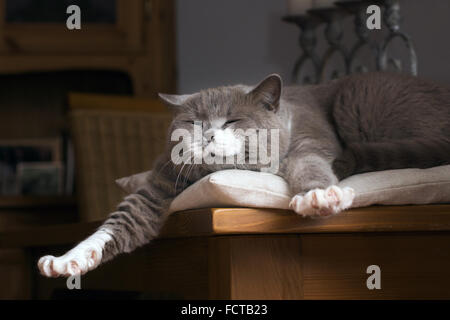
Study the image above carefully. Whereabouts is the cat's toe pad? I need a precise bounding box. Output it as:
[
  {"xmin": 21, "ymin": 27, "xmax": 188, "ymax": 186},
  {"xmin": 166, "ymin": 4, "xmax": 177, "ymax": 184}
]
[
  {"xmin": 38, "ymin": 247, "xmax": 101, "ymax": 278},
  {"xmin": 289, "ymin": 186, "xmax": 355, "ymax": 217}
]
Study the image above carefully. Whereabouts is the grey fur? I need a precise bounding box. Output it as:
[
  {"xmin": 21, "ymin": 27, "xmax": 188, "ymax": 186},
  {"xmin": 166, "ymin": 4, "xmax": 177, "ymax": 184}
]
[{"xmin": 77, "ymin": 72, "xmax": 450, "ymax": 266}]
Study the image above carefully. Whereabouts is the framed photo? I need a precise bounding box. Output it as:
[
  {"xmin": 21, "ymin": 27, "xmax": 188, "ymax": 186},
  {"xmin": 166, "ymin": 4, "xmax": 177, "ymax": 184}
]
[
  {"xmin": 0, "ymin": 138, "xmax": 62, "ymax": 195},
  {"xmin": 17, "ymin": 162, "xmax": 63, "ymax": 195}
]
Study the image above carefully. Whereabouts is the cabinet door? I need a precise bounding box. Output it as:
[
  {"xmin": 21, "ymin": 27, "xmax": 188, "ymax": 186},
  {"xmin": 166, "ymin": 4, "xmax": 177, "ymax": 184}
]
[{"xmin": 0, "ymin": 0, "xmax": 145, "ymax": 53}]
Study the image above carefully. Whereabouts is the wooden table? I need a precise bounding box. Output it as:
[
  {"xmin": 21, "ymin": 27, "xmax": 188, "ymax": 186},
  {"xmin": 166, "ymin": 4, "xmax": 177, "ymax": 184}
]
[{"xmin": 1, "ymin": 205, "xmax": 450, "ymax": 299}]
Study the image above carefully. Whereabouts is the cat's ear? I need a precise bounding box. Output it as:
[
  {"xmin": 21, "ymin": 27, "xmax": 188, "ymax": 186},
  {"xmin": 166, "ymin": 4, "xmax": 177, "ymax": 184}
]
[
  {"xmin": 249, "ymin": 74, "xmax": 282, "ymax": 112},
  {"xmin": 158, "ymin": 93, "xmax": 197, "ymax": 108}
]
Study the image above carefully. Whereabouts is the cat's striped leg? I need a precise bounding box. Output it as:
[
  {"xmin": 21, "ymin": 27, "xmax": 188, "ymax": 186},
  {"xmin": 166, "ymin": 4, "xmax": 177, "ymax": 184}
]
[{"xmin": 38, "ymin": 188, "xmax": 172, "ymax": 278}]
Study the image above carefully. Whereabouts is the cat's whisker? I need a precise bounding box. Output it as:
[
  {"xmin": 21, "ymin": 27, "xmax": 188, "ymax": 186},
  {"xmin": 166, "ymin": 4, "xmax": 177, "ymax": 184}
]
[
  {"xmin": 153, "ymin": 158, "xmax": 174, "ymax": 178},
  {"xmin": 174, "ymin": 146, "xmax": 197, "ymax": 192},
  {"xmin": 183, "ymin": 163, "xmax": 195, "ymax": 187},
  {"xmin": 174, "ymin": 162, "xmax": 187, "ymax": 192}
]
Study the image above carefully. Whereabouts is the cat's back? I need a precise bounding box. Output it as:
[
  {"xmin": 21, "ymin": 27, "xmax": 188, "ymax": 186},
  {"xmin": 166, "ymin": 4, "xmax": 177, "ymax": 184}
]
[
  {"xmin": 282, "ymin": 78, "xmax": 343, "ymax": 114},
  {"xmin": 334, "ymin": 72, "xmax": 450, "ymax": 138},
  {"xmin": 337, "ymin": 72, "xmax": 450, "ymax": 113}
]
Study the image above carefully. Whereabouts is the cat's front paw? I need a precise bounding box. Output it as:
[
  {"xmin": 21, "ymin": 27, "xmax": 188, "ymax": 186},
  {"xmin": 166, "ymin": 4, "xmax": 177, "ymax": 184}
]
[
  {"xmin": 289, "ymin": 185, "xmax": 355, "ymax": 218},
  {"xmin": 38, "ymin": 247, "xmax": 102, "ymax": 278}
]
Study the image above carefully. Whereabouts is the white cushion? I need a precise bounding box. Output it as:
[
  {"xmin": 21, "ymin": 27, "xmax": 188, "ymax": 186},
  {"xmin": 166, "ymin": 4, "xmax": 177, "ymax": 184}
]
[{"xmin": 116, "ymin": 165, "xmax": 450, "ymax": 213}]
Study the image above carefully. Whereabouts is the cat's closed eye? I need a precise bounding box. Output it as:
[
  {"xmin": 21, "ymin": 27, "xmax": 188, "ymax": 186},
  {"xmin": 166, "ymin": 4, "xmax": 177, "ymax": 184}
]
[
  {"xmin": 223, "ymin": 119, "xmax": 241, "ymax": 127},
  {"xmin": 182, "ymin": 120, "xmax": 195, "ymax": 124}
]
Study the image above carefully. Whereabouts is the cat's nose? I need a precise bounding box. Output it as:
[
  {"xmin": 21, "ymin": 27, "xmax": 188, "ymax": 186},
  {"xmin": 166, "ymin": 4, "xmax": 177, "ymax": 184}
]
[{"xmin": 204, "ymin": 128, "xmax": 215, "ymax": 143}]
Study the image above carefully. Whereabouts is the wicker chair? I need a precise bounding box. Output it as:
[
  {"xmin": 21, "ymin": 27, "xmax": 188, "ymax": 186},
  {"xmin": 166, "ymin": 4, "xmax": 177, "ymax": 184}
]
[{"xmin": 69, "ymin": 93, "xmax": 172, "ymax": 221}]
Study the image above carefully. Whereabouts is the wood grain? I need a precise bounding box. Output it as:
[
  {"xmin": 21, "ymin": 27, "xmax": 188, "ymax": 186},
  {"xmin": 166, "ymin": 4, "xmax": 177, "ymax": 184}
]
[
  {"xmin": 0, "ymin": 208, "xmax": 214, "ymax": 248},
  {"xmin": 227, "ymin": 236, "xmax": 304, "ymax": 299},
  {"xmin": 3, "ymin": 205, "xmax": 450, "ymax": 299},
  {"xmin": 208, "ymin": 236, "xmax": 231, "ymax": 299},
  {"xmin": 0, "ymin": 0, "xmax": 143, "ymax": 54},
  {"xmin": 0, "ymin": 0, "xmax": 176, "ymax": 97},
  {"xmin": 210, "ymin": 205, "xmax": 450, "ymax": 234},
  {"xmin": 211, "ymin": 236, "xmax": 299, "ymax": 300},
  {"xmin": 2, "ymin": 205, "xmax": 450, "ymax": 248},
  {"xmin": 300, "ymin": 233, "xmax": 450, "ymax": 299}
]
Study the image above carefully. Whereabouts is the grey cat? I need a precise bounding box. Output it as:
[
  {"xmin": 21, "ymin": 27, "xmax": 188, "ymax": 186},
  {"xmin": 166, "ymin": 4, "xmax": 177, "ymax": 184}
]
[{"xmin": 38, "ymin": 72, "xmax": 450, "ymax": 277}]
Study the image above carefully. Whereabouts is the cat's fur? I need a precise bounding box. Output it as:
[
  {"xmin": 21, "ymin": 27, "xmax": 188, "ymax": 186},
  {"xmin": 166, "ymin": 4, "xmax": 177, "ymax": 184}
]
[{"xmin": 38, "ymin": 72, "xmax": 450, "ymax": 277}]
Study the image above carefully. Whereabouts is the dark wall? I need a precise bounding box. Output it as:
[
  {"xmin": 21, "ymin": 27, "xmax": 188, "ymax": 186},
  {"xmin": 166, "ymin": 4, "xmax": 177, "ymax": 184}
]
[{"xmin": 176, "ymin": 0, "xmax": 450, "ymax": 93}]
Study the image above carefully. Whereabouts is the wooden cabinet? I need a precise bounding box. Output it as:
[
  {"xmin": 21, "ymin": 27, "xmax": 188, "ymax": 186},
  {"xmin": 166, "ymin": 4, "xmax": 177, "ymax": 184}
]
[
  {"xmin": 0, "ymin": 196, "xmax": 77, "ymax": 299},
  {"xmin": 0, "ymin": 0, "xmax": 176, "ymax": 96},
  {"xmin": 0, "ymin": 249, "xmax": 31, "ymax": 299},
  {"xmin": 0, "ymin": 1, "xmax": 176, "ymax": 299},
  {"xmin": 2, "ymin": 205, "xmax": 450, "ymax": 299}
]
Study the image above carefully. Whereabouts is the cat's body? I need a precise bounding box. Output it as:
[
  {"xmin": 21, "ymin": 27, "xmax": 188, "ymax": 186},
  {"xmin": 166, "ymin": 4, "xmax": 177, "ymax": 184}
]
[
  {"xmin": 284, "ymin": 72, "xmax": 450, "ymax": 189},
  {"xmin": 38, "ymin": 72, "xmax": 450, "ymax": 277}
]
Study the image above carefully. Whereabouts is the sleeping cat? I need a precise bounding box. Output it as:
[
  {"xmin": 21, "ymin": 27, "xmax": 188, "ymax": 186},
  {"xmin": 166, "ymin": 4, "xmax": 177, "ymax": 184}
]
[{"xmin": 38, "ymin": 72, "xmax": 450, "ymax": 277}]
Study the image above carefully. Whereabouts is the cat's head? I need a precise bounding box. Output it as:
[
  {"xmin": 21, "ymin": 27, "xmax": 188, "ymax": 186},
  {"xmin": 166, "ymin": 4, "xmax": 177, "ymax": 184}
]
[{"xmin": 159, "ymin": 74, "xmax": 287, "ymax": 180}]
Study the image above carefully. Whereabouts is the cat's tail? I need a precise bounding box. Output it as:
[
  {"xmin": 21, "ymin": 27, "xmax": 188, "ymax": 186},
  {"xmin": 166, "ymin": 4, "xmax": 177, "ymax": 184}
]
[{"xmin": 333, "ymin": 138, "xmax": 450, "ymax": 179}]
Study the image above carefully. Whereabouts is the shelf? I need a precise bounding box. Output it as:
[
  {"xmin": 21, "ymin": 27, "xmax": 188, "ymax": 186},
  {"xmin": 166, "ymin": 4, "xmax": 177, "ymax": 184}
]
[{"xmin": 0, "ymin": 195, "xmax": 77, "ymax": 208}]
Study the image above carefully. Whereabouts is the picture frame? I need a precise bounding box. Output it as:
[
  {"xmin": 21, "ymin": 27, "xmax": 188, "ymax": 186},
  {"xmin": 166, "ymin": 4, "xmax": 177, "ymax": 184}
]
[
  {"xmin": 0, "ymin": 138, "xmax": 63, "ymax": 195},
  {"xmin": 16, "ymin": 161, "xmax": 63, "ymax": 195}
]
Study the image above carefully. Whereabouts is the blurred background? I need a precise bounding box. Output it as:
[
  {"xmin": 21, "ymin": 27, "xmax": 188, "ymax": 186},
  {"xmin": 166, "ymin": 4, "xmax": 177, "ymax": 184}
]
[
  {"xmin": 177, "ymin": 0, "xmax": 450, "ymax": 91},
  {"xmin": 0, "ymin": 0, "xmax": 448, "ymax": 299}
]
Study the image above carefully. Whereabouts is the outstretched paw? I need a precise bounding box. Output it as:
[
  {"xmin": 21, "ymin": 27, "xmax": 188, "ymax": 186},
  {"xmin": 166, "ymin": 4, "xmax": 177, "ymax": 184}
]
[
  {"xmin": 38, "ymin": 229, "xmax": 112, "ymax": 278},
  {"xmin": 38, "ymin": 247, "xmax": 102, "ymax": 278},
  {"xmin": 289, "ymin": 185, "xmax": 355, "ymax": 218}
]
